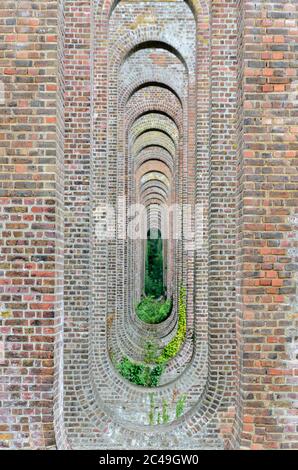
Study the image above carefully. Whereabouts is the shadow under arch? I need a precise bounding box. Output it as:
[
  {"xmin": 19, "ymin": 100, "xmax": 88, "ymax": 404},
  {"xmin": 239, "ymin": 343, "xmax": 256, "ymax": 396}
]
[
  {"xmin": 122, "ymin": 40, "xmax": 188, "ymax": 74},
  {"xmin": 132, "ymin": 128, "xmax": 178, "ymax": 147}
]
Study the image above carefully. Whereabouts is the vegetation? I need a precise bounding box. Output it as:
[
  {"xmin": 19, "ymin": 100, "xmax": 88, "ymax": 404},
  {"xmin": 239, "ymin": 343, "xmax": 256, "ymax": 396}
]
[
  {"xmin": 156, "ymin": 286, "xmax": 187, "ymax": 364},
  {"xmin": 115, "ymin": 286, "xmax": 186, "ymax": 394},
  {"xmin": 116, "ymin": 356, "xmax": 164, "ymax": 387},
  {"xmin": 145, "ymin": 229, "xmax": 164, "ymax": 298},
  {"xmin": 176, "ymin": 394, "xmax": 187, "ymax": 419},
  {"xmin": 147, "ymin": 393, "xmax": 187, "ymax": 426},
  {"xmin": 136, "ymin": 296, "xmax": 172, "ymax": 325}
]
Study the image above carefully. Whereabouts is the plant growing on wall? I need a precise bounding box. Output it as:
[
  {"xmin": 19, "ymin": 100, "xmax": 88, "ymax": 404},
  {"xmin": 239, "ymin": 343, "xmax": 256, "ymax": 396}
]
[
  {"xmin": 155, "ymin": 286, "xmax": 187, "ymax": 364},
  {"xmin": 144, "ymin": 340, "xmax": 159, "ymax": 364},
  {"xmin": 136, "ymin": 296, "xmax": 172, "ymax": 325},
  {"xmin": 175, "ymin": 394, "xmax": 187, "ymax": 419},
  {"xmin": 116, "ymin": 356, "xmax": 164, "ymax": 387}
]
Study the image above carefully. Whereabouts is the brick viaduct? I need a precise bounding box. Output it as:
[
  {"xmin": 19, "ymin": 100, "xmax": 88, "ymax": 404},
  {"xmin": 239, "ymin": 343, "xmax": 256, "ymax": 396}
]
[{"xmin": 0, "ymin": 0, "xmax": 297, "ymax": 450}]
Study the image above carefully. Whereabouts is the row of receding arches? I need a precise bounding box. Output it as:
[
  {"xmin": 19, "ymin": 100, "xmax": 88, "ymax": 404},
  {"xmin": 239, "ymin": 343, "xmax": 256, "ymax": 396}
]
[{"xmin": 112, "ymin": 5, "xmax": 194, "ymax": 380}]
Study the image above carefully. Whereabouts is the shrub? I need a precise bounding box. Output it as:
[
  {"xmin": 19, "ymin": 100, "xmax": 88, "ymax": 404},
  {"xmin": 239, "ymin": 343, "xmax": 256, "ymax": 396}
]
[
  {"xmin": 162, "ymin": 399, "xmax": 170, "ymax": 424},
  {"xmin": 144, "ymin": 341, "xmax": 159, "ymax": 364},
  {"xmin": 116, "ymin": 356, "xmax": 164, "ymax": 387},
  {"xmin": 155, "ymin": 286, "xmax": 187, "ymax": 364},
  {"xmin": 136, "ymin": 296, "xmax": 172, "ymax": 325}
]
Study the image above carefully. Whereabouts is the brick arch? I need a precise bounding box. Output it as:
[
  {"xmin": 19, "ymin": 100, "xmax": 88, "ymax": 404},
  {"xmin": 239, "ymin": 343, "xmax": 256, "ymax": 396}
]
[
  {"xmin": 143, "ymin": 195, "xmax": 167, "ymax": 206},
  {"xmin": 123, "ymin": 41, "xmax": 188, "ymax": 73},
  {"xmin": 125, "ymin": 95, "xmax": 183, "ymax": 135},
  {"xmin": 136, "ymin": 128, "xmax": 177, "ymax": 148},
  {"xmin": 135, "ymin": 150, "xmax": 174, "ymax": 178},
  {"xmin": 127, "ymin": 105, "xmax": 183, "ymax": 138},
  {"xmin": 141, "ymin": 174, "xmax": 170, "ymax": 189},
  {"xmin": 136, "ymin": 158, "xmax": 173, "ymax": 180},
  {"xmin": 65, "ymin": 0, "xmax": 194, "ymax": 440},
  {"xmin": 110, "ymin": 33, "xmax": 194, "ymax": 75},
  {"xmin": 130, "ymin": 113, "xmax": 179, "ymax": 146},
  {"xmin": 142, "ymin": 185, "xmax": 169, "ymax": 202},
  {"xmin": 143, "ymin": 188, "xmax": 168, "ymax": 201},
  {"xmin": 122, "ymin": 79, "xmax": 184, "ymax": 109},
  {"xmin": 59, "ymin": 0, "xmax": 228, "ymax": 452},
  {"xmin": 137, "ymin": 160, "xmax": 173, "ymax": 185}
]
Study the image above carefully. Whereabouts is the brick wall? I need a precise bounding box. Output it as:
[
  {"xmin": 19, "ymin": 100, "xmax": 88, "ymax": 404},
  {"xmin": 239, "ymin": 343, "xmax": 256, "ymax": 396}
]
[{"xmin": 0, "ymin": 0, "xmax": 297, "ymax": 450}]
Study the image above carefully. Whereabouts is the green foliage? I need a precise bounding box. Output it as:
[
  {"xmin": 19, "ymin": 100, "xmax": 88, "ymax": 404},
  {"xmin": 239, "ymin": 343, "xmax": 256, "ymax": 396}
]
[
  {"xmin": 144, "ymin": 341, "xmax": 159, "ymax": 364},
  {"xmin": 162, "ymin": 399, "xmax": 170, "ymax": 424},
  {"xmin": 136, "ymin": 296, "xmax": 172, "ymax": 325},
  {"xmin": 145, "ymin": 229, "xmax": 164, "ymax": 297},
  {"xmin": 156, "ymin": 286, "xmax": 187, "ymax": 364},
  {"xmin": 176, "ymin": 394, "xmax": 187, "ymax": 419},
  {"xmin": 150, "ymin": 364, "xmax": 165, "ymax": 387},
  {"xmin": 116, "ymin": 356, "xmax": 164, "ymax": 387}
]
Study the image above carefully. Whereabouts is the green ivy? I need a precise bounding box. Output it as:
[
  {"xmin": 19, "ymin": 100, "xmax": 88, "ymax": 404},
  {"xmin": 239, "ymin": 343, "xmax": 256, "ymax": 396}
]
[
  {"xmin": 116, "ymin": 356, "xmax": 164, "ymax": 387},
  {"xmin": 136, "ymin": 296, "xmax": 172, "ymax": 325},
  {"xmin": 155, "ymin": 286, "xmax": 187, "ymax": 364}
]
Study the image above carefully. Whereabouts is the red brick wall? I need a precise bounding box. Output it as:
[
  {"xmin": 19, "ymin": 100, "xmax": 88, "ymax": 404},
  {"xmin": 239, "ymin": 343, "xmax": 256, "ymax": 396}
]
[{"xmin": 0, "ymin": 0, "xmax": 64, "ymax": 449}]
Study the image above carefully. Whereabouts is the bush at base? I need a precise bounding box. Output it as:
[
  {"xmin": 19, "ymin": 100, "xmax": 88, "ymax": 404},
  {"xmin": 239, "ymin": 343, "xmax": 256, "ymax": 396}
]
[
  {"xmin": 136, "ymin": 296, "xmax": 172, "ymax": 324},
  {"xmin": 155, "ymin": 286, "xmax": 186, "ymax": 364}
]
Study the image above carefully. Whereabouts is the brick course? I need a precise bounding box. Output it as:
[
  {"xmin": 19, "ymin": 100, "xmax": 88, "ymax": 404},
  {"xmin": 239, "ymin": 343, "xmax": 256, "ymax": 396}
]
[{"xmin": 0, "ymin": 0, "xmax": 297, "ymax": 450}]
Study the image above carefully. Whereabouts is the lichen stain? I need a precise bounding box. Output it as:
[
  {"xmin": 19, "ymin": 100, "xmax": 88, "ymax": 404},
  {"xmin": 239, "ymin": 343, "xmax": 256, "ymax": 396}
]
[{"xmin": 128, "ymin": 13, "xmax": 157, "ymax": 31}]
